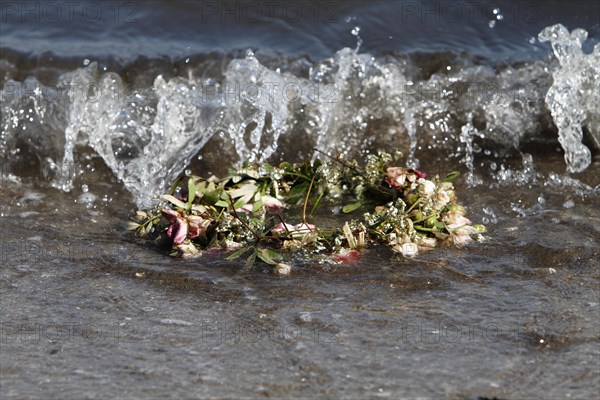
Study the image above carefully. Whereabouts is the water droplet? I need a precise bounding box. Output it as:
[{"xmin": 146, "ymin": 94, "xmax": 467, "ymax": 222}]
[
  {"xmin": 351, "ymin": 26, "xmax": 361, "ymax": 36},
  {"xmin": 488, "ymin": 20, "xmax": 496, "ymax": 28},
  {"xmin": 537, "ymin": 194, "xmax": 545, "ymax": 204},
  {"xmin": 83, "ymin": 59, "xmax": 90, "ymax": 66},
  {"xmin": 81, "ymin": 184, "xmax": 89, "ymax": 193},
  {"xmin": 562, "ymin": 199, "xmax": 575, "ymax": 209}
]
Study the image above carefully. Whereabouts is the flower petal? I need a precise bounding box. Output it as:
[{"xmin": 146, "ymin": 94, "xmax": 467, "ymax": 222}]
[
  {"xmin": 173, "ymin": 218, "xmax": 189, "ymax": 244},
  {"xmin": 263, "ymin": 196, "xmax": 285, "ymax": 212},
  {"xmin": 333, "ymin": 249, "xmax": 361, "ymax": 262},
  {"xmin": 272, "ymin": 222, "xmax": 295, "ymax": 235},
  {"xmin": 161, "ymin": 209, "xmax": 179, "ymax": 223},
  {"xmin": 409, "ymin": 168, "xmax": 427, "ymax": 179}
]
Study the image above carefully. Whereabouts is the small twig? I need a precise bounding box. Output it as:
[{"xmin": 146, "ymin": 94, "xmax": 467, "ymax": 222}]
[
  {"xmin": 261, "ymin": 216, "xmax": 283, "ymax": 243},
  {"xmin": 313, "ymin": 148, "xmax": 393, "ymax": 197},
  {"xmin": 226, "ymin": 194, "xmax": 262, "ymax": 242},
  {"xmin": 405, "ymin": 197, "xmax": 423, "ymax": 214},
  {"xmin": 272, "ymin": 214, "xmax": 293, "ymax": 240},
  {"xmin": 412, "ymin": 211, "xmax": 438, "ymax": 224},
  {"xmin": 313, "ymin": 148, "xmax": 367, "ymax": 179}
]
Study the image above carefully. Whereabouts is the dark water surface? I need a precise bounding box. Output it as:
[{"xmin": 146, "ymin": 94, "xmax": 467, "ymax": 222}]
[{"xmin": 1, "ymin": 1, "xmax": 600, "ymax": 399}]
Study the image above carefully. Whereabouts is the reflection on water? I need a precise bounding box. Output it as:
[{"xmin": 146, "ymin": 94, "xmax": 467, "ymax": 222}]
[{"xmin": 1, "ymin": 153, "xmax": 598, "ymax": 398}]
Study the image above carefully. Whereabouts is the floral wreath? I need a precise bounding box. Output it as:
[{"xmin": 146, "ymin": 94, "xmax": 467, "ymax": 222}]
[{"xmin": 130, "ymin": 151, "xmax": 485, "ymax": 273}]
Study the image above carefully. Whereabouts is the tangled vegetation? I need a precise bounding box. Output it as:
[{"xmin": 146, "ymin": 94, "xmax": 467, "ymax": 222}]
[{"xmin": 130, "ymin": 151, "xmax": 485, "ymax": 271}]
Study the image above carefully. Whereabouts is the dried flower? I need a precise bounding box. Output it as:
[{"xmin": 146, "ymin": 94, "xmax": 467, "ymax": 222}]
[
  {"xmin": 272, "ymin": 222, "xmax": 296, "ymax": 236},
  {"xmin": 188, "ymin": 215, "xmax": 211, "ymax": 240},
  {"xmin": 419, "ymin": 180, "xmax": 436, "ymax": 196},
  {"xmin": 162, "ymin": 209, "xmax": 189, "ymax": 244},
  {"xmin": 444, "ymin": 210, "xmax": 472, "ymax": 230},
  {"xmin": 290, "ymin": 223, "xmax": 316, "ymax": 240},
  {"xmin": 333, "ymin": 249, "xmax": 361, "ymax": 262},
  {"xmin": 386, "ymin": 167, "xmax": 408, "ymax": 187},
  {"xmin": 263, "ymin": 196, "xmax": 285, "ymax": 212},
  {"xmin": 390, "ymin": 233, "xmax": 419, "ymax": 257},
  {"xmin": 443, "ymin": 210, "xmax": 477, "ymax": 247},
  {"xmin": 162, "ymin": 209, "xmax": 211, "ymax": 244},
  {"xmin": 235, "ymin": 204, "xmax": 254, "ymax": 214},
  {"xmin": 273, "ymin": 263, "xmax": 292, "ymax": 275},
  {"xmin": 435, "ymin": 189, "xmax": 451, "ymax": 208},
  {"xmin": 408, "ymin": 168, "xmax": 427, "ymax": 179},
  {"xmin": 174, "ymin": 241, "xmax": 200, "ymax": 257},
  {"xmin": 448, "ymin": 228, "xmax": 474, "ymax": 247},
  {"xmin": 342, "ymin": 223, "xmax": 366, "ymax": 250}
]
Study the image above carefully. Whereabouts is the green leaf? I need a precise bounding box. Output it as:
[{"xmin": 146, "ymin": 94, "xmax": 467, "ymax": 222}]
[
  {"xmin": 243, "ymin": 169, "xmax": 260, "ymax": 179},
  {"xmin": 127, "ymin": 221, "xmax": 140, "ymax": 230},
  {"xmin": 195, "ymin": 181, "xmax": 207, "ymax": 194},
  {"xmin": 162, "ymin": 194, "xmax": 187, "ymax": 209},
  {"xmin": 231, "ymin": 187, "xmax": 256, "ymax": 211},
  {"xmin": 191, "ymin": 204, "xmax": 207, "ymax": 213},
  {"xmin": 286, "ymin": 181, "xmax": 309, "ymax": 204},
  {"xmin": 187, "ymin": 179, "xmax": 196, "ymax": 206},
  {"xmin": 233, "ymin": 196, "xmax": 248, "ymax": 211},
  {"xmin": 245, "ymin": 251, "xmax": 257, "ymax": 268},
  {"xmin": 253, "ymin": 197, "xmax": 263, "ymax": 212},
  {"xmin": 229, "ymin": 183, "xmax": 258, "ymax": 199},
  {"xmin": 203, "ymin": 189, "xmax": 223, "ymax": 205},
  {"xmin": 256, "ymin": 248, "xmax": 282, "ymax": 265},
  {"xmin": 143, "ymin": 223, "xmax": 153, "ymax": 236},
  {"xmin": 444, "ymin": 171, "xmax": 460, "ymax": 182},
  {"xmin": 214, "ymin": 200, "xmax": 229, "ymax": 208},
  {"xmin": 226, "ymin": 246, "xmax": 253, "ymax": 261},
  {"xmin": 342, "ymin": 202, "xmax": 362, "ymax": 213}
]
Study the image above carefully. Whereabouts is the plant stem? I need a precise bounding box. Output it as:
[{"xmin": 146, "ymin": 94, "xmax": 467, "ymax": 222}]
[
  {"xmin": 310, "ymin": 192, "xmax": 325, "ymax": 216},
  {"xmin": 303, "ymin": 176, "xmax": 316, "ymax": 224},
  {"xmin": 226, "ymin": 194, "xmax": 262, "ymax": 242}
]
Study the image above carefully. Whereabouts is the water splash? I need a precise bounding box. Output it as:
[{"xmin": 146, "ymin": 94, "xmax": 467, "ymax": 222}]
[
  {"xmin": 351, "ymin": 26, "xmax": 363, "ymax": 52},
  {"xmin": 491, "ymin": 152, "xmax": 539, "ymax": 187},
  {"xmin": 538, "ymin": 24, "xmax": 599, "ymax": 173},
  {"xmin": 459, "ymin": 114, "xmax": 481, "ymax": 186},
  {"xmin": 2, "ymin": 24, "xmax": 598, "ymax": 207},
  {"xmin": 224, "ymin": 50, "xmax": 293, "ymax": 163}
]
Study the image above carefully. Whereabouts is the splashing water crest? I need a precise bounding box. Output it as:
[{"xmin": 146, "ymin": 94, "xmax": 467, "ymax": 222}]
[
  {"xmin": 539, "ymin": 24, "xmax": 600, "ymax": 173},
  {"xmin": 459, "ymin": 113, "xmax": 482, "ymax": 186},
  {"xmin": 1, "ymin": 24, "xmax": 598, "ymax": 207}
]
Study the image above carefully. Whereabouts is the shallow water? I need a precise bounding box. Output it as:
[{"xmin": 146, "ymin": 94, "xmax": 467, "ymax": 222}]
[{"xmin": 1, "ymin": 1, "xmax": 600, "ymax": 399}]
